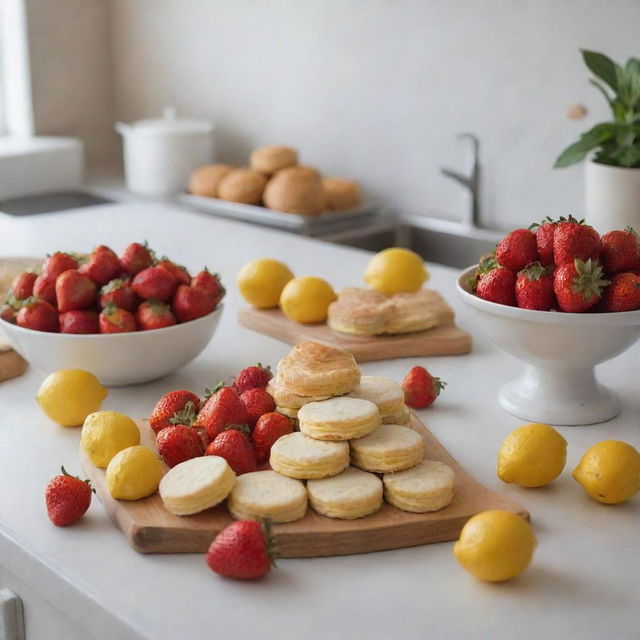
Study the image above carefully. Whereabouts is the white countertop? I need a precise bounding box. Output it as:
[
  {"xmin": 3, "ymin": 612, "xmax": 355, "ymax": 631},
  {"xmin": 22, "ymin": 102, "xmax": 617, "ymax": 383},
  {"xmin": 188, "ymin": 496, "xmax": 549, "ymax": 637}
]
[{"xmin": 0, "ymin": 202, "xmax": 638, "ymax": 640}]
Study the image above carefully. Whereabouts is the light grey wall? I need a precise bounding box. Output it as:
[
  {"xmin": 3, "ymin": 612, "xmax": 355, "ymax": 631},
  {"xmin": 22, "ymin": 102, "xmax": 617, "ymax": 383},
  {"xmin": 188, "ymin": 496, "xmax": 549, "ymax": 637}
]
[{"xmin": 106, "ymin": 1, "xmax": 639, "ymax": 228}]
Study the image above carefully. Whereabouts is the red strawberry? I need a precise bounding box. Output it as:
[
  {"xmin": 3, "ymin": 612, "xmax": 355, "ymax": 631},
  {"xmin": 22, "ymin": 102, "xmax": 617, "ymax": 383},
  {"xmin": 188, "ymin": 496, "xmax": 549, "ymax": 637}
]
[
  {"xmin": 468, "ymin": 254, "xmax": 499, "ymax": 292},
  {"xmin": 99, "ymin": 278, "xmax": 138, "ymax": 311},
  {"xmin": 17, "ymin": 298, "xmax": 59, "ymax": 332},
  {"xmin": 99, "ymin": 304, "xmax": 136, "ymax": 333},
  {"xmin": 172, "ymin": 284, "xmax": 216, "ymax": 322},
  {"xmin": 252, "ymin": 412, "xmax": 293, "ymax": 462},
  {"xmin": 553, "ymin": 216, "xmax": 601, "ymax": 265},
  {"xmin": 10, "ymin": 271, "xmax": 37, "ymax": 300},
  {"xmin": 206, "ymin": 520, "xmax": 275, "ymax": 580},
  {"xmin": 149, "ymin": 391, "xmax": 201, "ymax": 434},
  {"xmin": 496, "ymin": 229, "xmax": 538, "ymax": 272},
  {"xmin": 59, "ymin": 310, "xmax": 99, "ymax": 334},
  {"xmin": 55, "ymin": 269, "xmax": 97, "ymax": 312},
  {"xmin": 476, "ymin": 267, "xmax": 517, "ymax": 306},
  {"xmin": 136, "ymin": 300, "xmax": 176, "ymax": 330},
  {"xmin": 0, "ymin": 304, "xmax": 17, "ymax": 323},
  {"xmin": 131, "ymin": 266, "xmax": 178, "ymax": 301},
  {"xmin": 119, "ymin": 241, "xmax": 154, "ymax": 275},
  {"xmin": 600, "ymin": 227, "xmax": 640, "ymax": 275},
  {"xmin": 531, "ymin": 217, "xmax": 557, "ymax": 266},
  {"xmin": 156, "ymin": 258, "xmax": 191, "ymax": 286},
  {"xmin": 156, "ymin": 425, "xmax": 205, "ymax": 468},
  {"xmin": 45, "ymin": 466, "xmax": 94, "ymax": 526},
  {"xmin": 515, "ymin": 262, "xmax": 555, "ymax": 311},
  {"xmin": 553, "ymin": 258, "xmax": 609, "ymax": 312},
  {"xmin": 600, "ymin": 272, "xmax": 640, "ymax": 312},
  {"xmin": 205, "ymin": 427, "xmax": 257, "ymax": 475},
  {"xmin": 191, "ymin": 268, "xmax": 225, "ymax": 305},
  {"xmin": 402, "ymin": 366, "xmax": 446, "ymax": 409},
  {"xmin": 80, "ymin": 245, "xmax": 121, "ymax": 285},
  {"xmin": 33, "ymin": 274, "xmax": 57, "ymax": 305},
  {"xmin": 42, "ymin": 252, "xmax": 79, "ymax": 279},
  {"xmin": 195, "ymin": 386, "xmax": 249, "ymax": 441},
  {"xmin": 240, "ymin": 388, "xmax": 276, "ymax": 427},
  {"xmin": 234, "ymin": 363, "xmax": 273, "ymax": 394}
]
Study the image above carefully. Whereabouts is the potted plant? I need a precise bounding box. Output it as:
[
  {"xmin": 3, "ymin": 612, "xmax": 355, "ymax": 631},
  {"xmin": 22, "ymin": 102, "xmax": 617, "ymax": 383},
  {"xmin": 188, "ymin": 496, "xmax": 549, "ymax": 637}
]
[{"xmin": 555, "ymin": 50, "xmax": 640, "ymax": 232}]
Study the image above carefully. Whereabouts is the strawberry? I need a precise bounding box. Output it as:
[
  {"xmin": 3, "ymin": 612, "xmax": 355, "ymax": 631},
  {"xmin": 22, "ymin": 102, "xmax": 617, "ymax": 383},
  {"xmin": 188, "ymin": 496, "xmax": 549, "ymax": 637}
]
[
  {"xmin": 131, "ymin": 266, "xmax": 178, "ymax": 301},
  {"xmin": 206, "ymin": 520, "xmax": 275, "ymax": 580},
  {"xmin": 99, "ymin": 278, "xmax": 138, "ymax": 311},
  {"xmin": 80, "ymin": 245, "xmax": 121, "ymax": 285},
  {"xmin": 0, "ymin": 304, "xmax": 17, "ymax": 323},
  {"xmin": 99, "ymin": 303, "xmax": 136, "ymax": 333},
  {"xmin": 136, "ymin": 300, "xmax": 176, "ymax": 330},
  {"xmin": 252, "ymin": 412, "xmax": 293, "ymax": 462},
  {"xmin": 156, "ymin": 258, "xmax": 191, "ymax": 286},
  {"xmin": 234, "ymin": 363, "xmax": 273, "ymax": 394},
  {"xmin": 402, "ymin": 366, "xmax": 446, "ymax": 409},
  {"xmin": 205, "ymin": 426, "xmax": 257, "ymax": 475},
  {"xmin": 496, "ymin": 229, "xmax": 538, "ymax": 272},
  {"xmin": 530, "ymin": 217, "xmax": 557, "ymax": 266},
  {"xmin": 468, "ymin": 254, "xmax": 498, "ymax": 292},
  {"xmin": 476, "ymin": 267, "xmax": 517, "ymax": 306},
  {"xmin": 600, "ymin": 272, "xmax": 640, "ymax": 312},
  {"xmin": 172, "ymin": 284, "xmax": 216, "ymax": 322},
  {"xmin": 195, "ymin": 385, "xmax": 249, "ymax": 441},
  {"xmin": 45, "ymin": 466, "xmax": 94, "ymax": 526},
  {"xmin": 515, "ymin": 262, "xmax": 555, "ymax": 311},
  {"xmin": 191, "ymin": 268, "xmax": 225, "ymax": 305},
  {"xmin": 553, "ymin": 216, "xmax": 601, "ymax": 266},
  {"xmin": 119, "ymin": 241, "xmax": 154, "ymax": 275},
  {"xmin": 59, "ymin": 310, "xmax": 99, "ymax": 334},
  {"xmin": 240, "ymin": 388, "xmax": 276, "ymax": 427},
  {"xmin": 55, "ymin": 269, "xmax": 97, "ymax": 312},
  {"xmin": 149, "ymin": 391, "xmax": 201, "ymax": 434},
  {"xmin": 600, "ymin": 227, "xmax": 640, "ymax": 275},
  {"xmin": 33, "ymin": 273, "xmax": 57, "ymax": 305},
  {"xmin": 553, "ymin": 258, "xmax": 609, "ymax": 313},
  {"xmin": 17, "ymin": 298, "xmax": 59, "ymax": 332},
  {"xmin": 42, "ymin": 252, "xmax": 79, "ymax": 279},
  {"xmin": 156, "ymin": 424, "xmax": 205, "ymax": 468},
  {"xmin": 10, "ymin": 271, "xmax": 37, "ymax": 300}
]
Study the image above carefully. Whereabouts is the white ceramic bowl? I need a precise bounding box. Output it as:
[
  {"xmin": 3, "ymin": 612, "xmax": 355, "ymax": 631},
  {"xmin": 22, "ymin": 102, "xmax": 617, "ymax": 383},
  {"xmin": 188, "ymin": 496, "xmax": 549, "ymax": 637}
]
[
  {"xmin": 457, "ymin": 267, "xmax": 640, "ymax": 425},
  {"xmin": 0, "ymin": 305, "xmax": 223, "ymax": 386}
]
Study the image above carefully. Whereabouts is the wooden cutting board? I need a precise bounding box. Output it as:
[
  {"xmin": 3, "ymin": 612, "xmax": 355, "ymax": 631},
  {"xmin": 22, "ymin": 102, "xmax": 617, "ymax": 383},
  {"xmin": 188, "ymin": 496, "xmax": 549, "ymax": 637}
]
[
  {"xmin": 0, "ymin": 339, "xmax": 27, "ymax": 382},
  {"xmin": 81, "ymin": 418, "xmax": 527, "ymax": 557}
]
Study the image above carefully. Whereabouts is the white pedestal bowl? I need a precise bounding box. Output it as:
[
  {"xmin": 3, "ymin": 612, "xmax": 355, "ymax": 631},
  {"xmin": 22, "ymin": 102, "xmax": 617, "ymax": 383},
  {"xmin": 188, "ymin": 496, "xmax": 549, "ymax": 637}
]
[{"xmin": 457, "ymin": 268, "xmax": 640, "ymax": 426}]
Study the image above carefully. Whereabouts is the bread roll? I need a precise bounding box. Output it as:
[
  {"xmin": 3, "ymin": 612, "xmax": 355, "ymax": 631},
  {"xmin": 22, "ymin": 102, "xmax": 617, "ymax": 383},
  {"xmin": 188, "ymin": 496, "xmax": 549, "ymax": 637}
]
[
  {"xmin": 250, "ymin": 145, "xmax": 298, "ymax": 174},
  {"xmin": 263, "ymin": 166, "xmax": 326, "ymax": 215},
  {"xmin": 323, "ymin": 177, "xmax": 362, "ymax": 210},
  {"xmin": 217, "ymin": 168, "xmax": 268, "ymax": 204},
  {"xmin": 188, "ymin": 164, "xmax": 234, "ymax": 197}
]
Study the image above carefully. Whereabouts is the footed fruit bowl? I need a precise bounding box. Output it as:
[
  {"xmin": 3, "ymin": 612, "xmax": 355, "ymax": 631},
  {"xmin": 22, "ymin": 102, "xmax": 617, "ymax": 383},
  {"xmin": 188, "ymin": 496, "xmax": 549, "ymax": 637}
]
[{"xmin": 457, "ymin": 267, "xmax": 640, "ymax": 425}]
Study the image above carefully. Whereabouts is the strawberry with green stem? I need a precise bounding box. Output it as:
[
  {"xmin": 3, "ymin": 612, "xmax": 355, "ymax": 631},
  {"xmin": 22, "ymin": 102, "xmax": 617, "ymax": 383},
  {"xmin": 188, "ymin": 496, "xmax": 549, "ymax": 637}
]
[
  {"xmin": 600, "ymin": 227, "xmax": 640, "ymax": 275},
  {"xmin": 553, "ymin": 258, "xmax": 609, "ymax": 312},
  {"xmin": 402, "ymin": 366, "xmax": 447, "ymax": 409},
  {"xmin": 515, "ymin": 262, "xmax": 556, "ymax": 310},
  {"xmin": 205, "ymin": 425, "xmax": 257, "ymax": 475},
  {"xmin": 529, "ymin": 217, "xmax": 557, "ymax": 266},
  {"xmin": 45, "ymin": 466, "xmax": 95, "ymax": 526},
  {"xmin": 553, "ymin": 216, "xmax": 601, "ymax": 266},
  {"xmin": 496, "ymin": 229, "xmax": 539, "ymax": 272}
]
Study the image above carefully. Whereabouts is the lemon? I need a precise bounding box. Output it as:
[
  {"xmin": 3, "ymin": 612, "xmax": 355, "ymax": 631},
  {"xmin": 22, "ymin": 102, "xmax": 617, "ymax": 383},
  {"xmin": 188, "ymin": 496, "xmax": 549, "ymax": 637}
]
[
  {"xmin": 572, "ymin": 440, "xmax": 640, "ymax": 504},
  {"xmin": 364, "ymin": 248, "xmax": 429, "ymax": 295},
  {"xmin": 279, "ymin": 276, "xmax": 337, "ymax": 323},
  {"xmin": 81, "ymin": 411, "xmax": 140, "ymax": 468},
  {"xmin": 237, "ymin": 258, "xmax": 294, "ymax": 308},
  {"xmin": 105, "ymin": 445, "xmax": 164, "ymax": 500},
  {"xmin": 453, "ymin": 510, "xmax": 536, "ymax": 582},
  {"xmin": 497, "ymin": 423, "xmax": 567, "ymax": 488},
  {"xmin": 37, "ymin": 369, "xmax": 108, "ymax": 427}
]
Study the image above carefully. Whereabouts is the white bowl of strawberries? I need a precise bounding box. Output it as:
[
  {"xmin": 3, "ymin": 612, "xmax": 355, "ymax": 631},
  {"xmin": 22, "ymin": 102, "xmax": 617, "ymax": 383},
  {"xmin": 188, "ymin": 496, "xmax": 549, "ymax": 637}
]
[
  {"xmin": 457, "ymin": 217, "xmax": 640, "ymax": 426},
  {"xmin": 0, "ymin": 243, "xmax": 225, "ymax": 385}
]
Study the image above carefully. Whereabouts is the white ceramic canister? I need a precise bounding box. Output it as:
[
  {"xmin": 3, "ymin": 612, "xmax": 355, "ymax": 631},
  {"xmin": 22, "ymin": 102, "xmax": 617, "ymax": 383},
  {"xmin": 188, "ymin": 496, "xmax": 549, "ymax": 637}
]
[{"xmin": 115, "ymin": 107, "xmax": 214, "ymax": 197}]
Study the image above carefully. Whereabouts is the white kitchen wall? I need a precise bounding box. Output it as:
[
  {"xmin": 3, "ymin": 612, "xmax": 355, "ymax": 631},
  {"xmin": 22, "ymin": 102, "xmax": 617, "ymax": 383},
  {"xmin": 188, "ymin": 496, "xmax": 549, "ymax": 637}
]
[{"xmin": 109, "ymin": 0, "xmax": 639, "ymax": 229}]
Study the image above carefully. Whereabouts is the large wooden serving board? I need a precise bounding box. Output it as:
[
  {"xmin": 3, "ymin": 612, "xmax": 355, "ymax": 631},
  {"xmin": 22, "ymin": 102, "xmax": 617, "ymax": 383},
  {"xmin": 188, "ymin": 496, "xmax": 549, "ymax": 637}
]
[{"xmin": 81, "ymin": 418, "xmax": 527, "ymax": 557}]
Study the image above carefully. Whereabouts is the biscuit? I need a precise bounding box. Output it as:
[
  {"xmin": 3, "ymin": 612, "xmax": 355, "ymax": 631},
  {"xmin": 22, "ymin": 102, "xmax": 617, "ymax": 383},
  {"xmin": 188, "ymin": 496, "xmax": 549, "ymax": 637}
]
[
  {"xmin": 307, "ymin": 466, "xmax": 382, "ymax": 519},
  {"xmin": 323, "ymin": 177, "xmax": 362, "ymax": 210},
  {"xmin": 381, "ymin": 404, "xmax": 411, "ymax": 426},
  {"xmin": 347, "ymin": 376, "xmax": 405, "ymax": 415},
  {"xmin": 270, "ymin": 432, "xmax": 349, "ymax": 479},
  {"xmin": 276, "ymin": 405, "xmax": 299, "ymax": 420},
  {"xmin": 383, "ymin": 460, "xmax": 455, "ymax": 513},
  {"xmin": 267, "ymin": 377, "xmax": 331, "ymax": 410},
  {"xmin": 228, "ymin": 470, "xmax": 307, "ymax": 523},
  {"xmin": 159, "ymin": 456, "xmax": 236, "ymax": 516},
  {"xmin": 263, "ymin": 166, "xmax": 326, "ymax": 215},
  {"xmin": 350, "ymin": 424, "xmax": 424, "ymax": 473},
  {"xmin": 277, "ymin": 341, "xmax": 360, "ymax": 397},
  {"xmin": 217, "ymin": 168, "xmax": 268, "ymax": 204},
  {"xmin": 298, "ymin": 397, "xmax": 380, "ymax": 441},
  {"xmin": 188, "ymin": 164, "xmax": 234, "ymax": 197},
  {"xmin": 250, "ymin": 145, "xmax": 298, "ymax": 174}
]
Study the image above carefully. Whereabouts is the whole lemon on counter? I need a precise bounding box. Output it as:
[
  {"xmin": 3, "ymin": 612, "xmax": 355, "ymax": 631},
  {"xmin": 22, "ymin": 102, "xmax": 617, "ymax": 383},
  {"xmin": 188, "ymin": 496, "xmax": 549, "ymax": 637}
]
[
  {"xmin": 364, "ymin": 248, "xmax": 429, "ymax": 295},
  {"xmin": 106, "ymin": 445, "xmax": 164, "ymax": 500},
  {"xmin": 497, "ymin": 423, "xmax": 567, "ymax": 487},
  {"xmin": 453, "ymin": 510, "xmax": 536, "ymax": 582},
  {"xmin": 572, "ymin": 440, "xmax": 640, "ymax": 504},
  {"xmin": 237, "ymin": 258, "xmax": 294, "ymax": 308},
  {"xmin": 37, "ymin": 369, "xmax": 108, "ymax": 427},
  {"xmin": 81, "ymin": 411, "xmax": 140, "ymax": 468},
  {"xmin": 280, "ymin": 276, "xmax": 337, "ymax": 323}
]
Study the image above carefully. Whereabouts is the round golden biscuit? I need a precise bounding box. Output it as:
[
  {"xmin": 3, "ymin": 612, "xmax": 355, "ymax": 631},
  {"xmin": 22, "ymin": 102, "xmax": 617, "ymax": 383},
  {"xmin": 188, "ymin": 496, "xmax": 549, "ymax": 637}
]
[
  {"xmin": 347, "ymin": 376, "xmax": 405, "ymax": 415},
  {"xmin": 228, "ymin": 470, "xmax": 307, "ymax": 523},
  {"xmin": 383, "ymin": 460, "xmax": 455, "ymax": 513},
  {"xmin": 217, "ymin": 168, "xmax": 268, "ymax": 204},
  {"xmin": 298, "ymin": 397, "xmax": 380, "ymax": 441},
  {"xmin": 250, "ymin": 145, "xmax": 298, "ymax": 174},
  {"xmin": 188, "ymin": 164, "xmax": 234, "ymax": 197},
  {"xmin": 267, "ymin": 377, "xmax": 331, "ymax": 410},
  {"xmin": 270, "ymin": 432, "xmax": 349, "ymax": 479},
  {"xmin": 307, "ymin": 466, "xmax": 383, "ymax": 519},
  {"xmin": 381, "ymin": 404, "xmax": 411, "ymax": 426},
  {"xmin": 263, "ymin": 166, "xmax": 326, "ymax": 215},
  {"xmin": 323, "ymin": 177, "xmax": 362, "ymax": 210},
  {"xmin": 350, "ymin": 424, "xmax": 424, "ymax": 473}
]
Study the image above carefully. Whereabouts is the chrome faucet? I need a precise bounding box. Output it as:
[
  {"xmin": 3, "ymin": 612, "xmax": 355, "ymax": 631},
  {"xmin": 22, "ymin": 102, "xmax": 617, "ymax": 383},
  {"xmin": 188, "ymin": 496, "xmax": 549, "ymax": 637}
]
[{"xmin": 440, "ymin": 133, "xmax": 480, "ymax": 228}]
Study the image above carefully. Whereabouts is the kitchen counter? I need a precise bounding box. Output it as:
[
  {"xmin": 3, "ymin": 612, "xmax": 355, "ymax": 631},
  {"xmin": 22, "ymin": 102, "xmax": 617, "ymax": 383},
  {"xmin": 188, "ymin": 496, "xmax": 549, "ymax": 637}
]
[{"xmin": 0, "ymin": 202, "xmax": 638, "ymax": 640}]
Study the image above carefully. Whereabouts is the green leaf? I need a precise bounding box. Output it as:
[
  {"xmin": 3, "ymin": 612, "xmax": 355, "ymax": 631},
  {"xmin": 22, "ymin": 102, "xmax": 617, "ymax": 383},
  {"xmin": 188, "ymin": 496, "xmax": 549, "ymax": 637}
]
[
  {"xmin": 554, "ymin": 123, "xmax": 618, "ymax": 167},
  {"xmin": 589, "ymin": 79, "xmax": 614, "ymax": 109},
  {"xmin": 625, "ymin": 57, "xmax": 640, "ymax": 76},
  {"xmin": 581, "ymin": 49, "xmax": 620, "ymax": 91}
]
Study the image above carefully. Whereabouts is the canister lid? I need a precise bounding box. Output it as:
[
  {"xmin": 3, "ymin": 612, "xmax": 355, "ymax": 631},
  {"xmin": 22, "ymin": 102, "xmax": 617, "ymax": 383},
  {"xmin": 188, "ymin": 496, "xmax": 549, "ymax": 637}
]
[{"xmin": 116, "ymin": 107, "xmax": 214, "ymax": 136}]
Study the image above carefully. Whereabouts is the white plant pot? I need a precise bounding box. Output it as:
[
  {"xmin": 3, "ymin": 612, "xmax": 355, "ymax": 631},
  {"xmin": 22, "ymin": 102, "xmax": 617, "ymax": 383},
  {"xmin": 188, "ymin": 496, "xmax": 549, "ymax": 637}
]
[{"xmin": 585, "ymin": 159, "xmax": 640, "ymax": 232}]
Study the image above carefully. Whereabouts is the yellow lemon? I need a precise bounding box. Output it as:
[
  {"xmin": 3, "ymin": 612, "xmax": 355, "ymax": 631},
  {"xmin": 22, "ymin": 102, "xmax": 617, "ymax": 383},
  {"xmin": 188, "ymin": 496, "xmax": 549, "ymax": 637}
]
[
  {"xmin": 572, "ymin": 440, "xmax": 640, "ymax": 504},
  {"xmin": 497, "ymin": 423, "xmax": 567, "ymax": 488},
  {"xmin": 364, "ymin": 248, "xmax": 429, "ymax": 294},
  {"xmin": 279, "ymin": 276, "xmax": 337, "ymax": 323},
  {"xmin": 453, "ymin": 510, "xmax": 536, "ymax": 582},
  {"xmin": 105, "ymin": 445, "xmax": 164, "ymax": 500},
  {"xmin": 37, "ymin": 369, "xmax": 108, "ymax": 427},
  {"xmin": 237, "ymin": 258, "xmax": 294, "ymax": 308},
  {"xmin": 81, "ymin": 411, "xmax": 140, "ymax": 468}
]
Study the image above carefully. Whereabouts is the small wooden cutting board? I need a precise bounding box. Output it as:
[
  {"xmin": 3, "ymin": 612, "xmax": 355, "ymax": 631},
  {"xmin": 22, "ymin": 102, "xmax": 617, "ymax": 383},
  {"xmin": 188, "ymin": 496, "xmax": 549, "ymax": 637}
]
[
  {"xmin": 0, "ymin": 339, "xmax": 27, "ymax": 382},
  {"xmin": 81, "ymin": 418, "xmax": 527, "ymax": 557}
]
